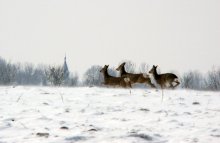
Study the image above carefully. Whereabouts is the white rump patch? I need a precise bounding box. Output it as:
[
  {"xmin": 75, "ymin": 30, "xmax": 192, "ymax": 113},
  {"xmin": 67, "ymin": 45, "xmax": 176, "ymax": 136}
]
[
  {"xmin": 172, "ymin": 78, "xmax": 179, "ymax": 86},
  {"xmin": 124, "ymin": 78, "xmax": 130, "ymax": 83},
  {"xmin": 174, "ymin": 78, "xmax": 179, "ymax": 82}
]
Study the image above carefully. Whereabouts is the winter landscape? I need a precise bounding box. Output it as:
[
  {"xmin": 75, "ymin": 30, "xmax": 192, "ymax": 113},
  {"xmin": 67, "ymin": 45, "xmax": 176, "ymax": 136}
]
[
  {"xmin": 0, "ymin": 86, "xmax": 220, "ymax": 143},
  {"xmin": 1, "ymin": 0, "xmax": 220, "ymax": 143}
]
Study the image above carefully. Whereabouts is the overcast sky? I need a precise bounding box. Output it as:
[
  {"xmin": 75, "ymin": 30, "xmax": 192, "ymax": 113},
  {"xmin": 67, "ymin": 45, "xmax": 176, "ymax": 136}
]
[{"xmin": 0, "ymin": 0, "xmax": 219, "ymax": 76}]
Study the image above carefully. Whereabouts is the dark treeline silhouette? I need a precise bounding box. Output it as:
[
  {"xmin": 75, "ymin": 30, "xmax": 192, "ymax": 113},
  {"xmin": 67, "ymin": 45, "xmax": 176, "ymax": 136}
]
[
  {"xmin": 0, "ymin": 57, "xmax": 78, "ymax": 86},
  {"xmin": 0, "ymin": 57, "xmax": 219, "ymax": 90}
]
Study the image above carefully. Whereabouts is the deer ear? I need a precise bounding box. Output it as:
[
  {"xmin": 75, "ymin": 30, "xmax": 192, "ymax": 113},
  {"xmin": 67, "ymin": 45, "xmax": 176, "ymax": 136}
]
[
  {"xmin": 107, "ymin": 65, "xmax": 109, "ymax": 67},
  {"xmin": 156, "ymin": 65, "xmax": 158, "ymax": 68}
]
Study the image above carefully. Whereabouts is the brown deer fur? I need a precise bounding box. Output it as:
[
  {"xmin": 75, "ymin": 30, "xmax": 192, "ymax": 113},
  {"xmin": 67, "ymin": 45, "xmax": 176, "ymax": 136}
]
[
  {"xmin": 100, "ymin": 65, "xmax": 131, "ymax": 88},
  {"xmin": 116, "ymin": 62, "xmax": 155, "ymax": 88},
  {"xmin": 149, "ymin": 65, "xmax": 180, "ymax": 89}
]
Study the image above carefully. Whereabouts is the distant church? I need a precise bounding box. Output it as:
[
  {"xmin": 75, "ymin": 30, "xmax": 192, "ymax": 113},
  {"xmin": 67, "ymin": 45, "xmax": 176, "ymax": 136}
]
[{"xmin": 63, "ymin": 55, "xmax": 69, "ymax": 83}]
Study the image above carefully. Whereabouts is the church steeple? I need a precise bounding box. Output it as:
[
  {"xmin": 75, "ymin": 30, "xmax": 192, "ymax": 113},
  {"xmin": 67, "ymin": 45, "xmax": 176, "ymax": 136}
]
[
  {"xmin": 64, "ymin": 53, "xmax": 67, "ymax": 63},
  {"xmin": 63, "ymin": 54, "xmax": 69, "ymax": 82}
]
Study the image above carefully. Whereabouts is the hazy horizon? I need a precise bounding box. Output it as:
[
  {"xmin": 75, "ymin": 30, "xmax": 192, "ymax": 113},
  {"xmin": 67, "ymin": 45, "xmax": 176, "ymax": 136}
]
[{"xmin": 0, "ymin": 0, "xmax": 220, "ymax": 76}]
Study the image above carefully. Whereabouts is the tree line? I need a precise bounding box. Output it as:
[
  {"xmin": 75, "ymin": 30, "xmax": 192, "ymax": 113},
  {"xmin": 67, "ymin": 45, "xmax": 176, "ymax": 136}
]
[
  {"xmin": 0, "ymin": 57, "xmax": 219, "ymax": 91},
  {"xmin": 0, "ymin": 57, "xmax": 78, "ymax": 86}
]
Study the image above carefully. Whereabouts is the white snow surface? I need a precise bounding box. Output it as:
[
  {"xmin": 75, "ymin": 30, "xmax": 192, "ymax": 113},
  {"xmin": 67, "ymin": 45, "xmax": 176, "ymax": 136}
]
[{"xmin": 0, "ymin": 86, "xmax": 220, "ymax": 143}]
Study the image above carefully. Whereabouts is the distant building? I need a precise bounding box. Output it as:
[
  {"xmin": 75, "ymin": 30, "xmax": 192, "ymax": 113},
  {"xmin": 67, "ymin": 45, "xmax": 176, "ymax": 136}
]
[{"xmin": 63, "ymin": 55, "xmax": 69, "ymax": 83}]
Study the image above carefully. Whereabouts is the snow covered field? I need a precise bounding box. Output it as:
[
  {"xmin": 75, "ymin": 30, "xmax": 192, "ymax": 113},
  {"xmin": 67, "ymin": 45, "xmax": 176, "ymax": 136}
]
[{"xmin": 0, "ymin": 86, "xmax": 220, "ymax": 143}]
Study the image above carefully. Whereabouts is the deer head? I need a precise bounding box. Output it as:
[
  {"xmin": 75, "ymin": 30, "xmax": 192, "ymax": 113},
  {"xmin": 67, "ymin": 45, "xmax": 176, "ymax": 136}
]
[
  {"xmin": 149, "ymin": 65, "xmax": 158, "ymax": 74},
  {"xmin": 100, "ymin": 65, "xmax": 109, "ymax": 73},
  {"xmin": 116, "ymin": 62, "xmax": 126, "ymax": 71}
]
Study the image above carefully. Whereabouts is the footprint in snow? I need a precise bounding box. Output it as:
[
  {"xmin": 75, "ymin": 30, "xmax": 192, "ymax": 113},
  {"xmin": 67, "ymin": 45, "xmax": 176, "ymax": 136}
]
[
  {"xmin": 211, "ymin": 134, "xmax": 220, "ymax": 138},
  {"xmin": 4, "ymin": 118, "xmax": 15, "ymax": 122},
  {"xmin": 193, "ymin": 102, "xmax": 200, "ymax": 105},
  {"xmin": 60, "ymin": 126, "xmax": 69, "ymax": 130},
  {"xmin": 139, "ymin": 108, "xmax": 150, "ymax": 112},
  {"xmin": 65, "ymin": 108, "xmax": 70, "ymax": 113},
  {"xmin": 88, "ymin": 128, "xmax": 99, "ymax": 132},
  {"xmin": 183, "ymin": 112, "xmax": 192, "ymax": 115},
  {"xmin": 41, "ymin": 92, "xmax": 50, "ymax": 95},
  {"xmin": 129, "ymin": 133, "xmax": 153, "ymax": 141},
  {"xmin": 42, "ymin": 102, "xmax": 49, "ymax": 105},
  {"xmin": 36, "ymin": 132, "xmax": 49, "ymax": 138},
  {"xmin": 65, "ymin": 136, "xmax": 88, "ymax": 141}
]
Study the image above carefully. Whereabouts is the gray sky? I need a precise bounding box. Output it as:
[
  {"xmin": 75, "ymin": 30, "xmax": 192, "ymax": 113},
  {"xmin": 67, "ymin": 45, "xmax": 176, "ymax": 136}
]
[{"xmin": 0, "ymin": 0, "xmax": 220, "ymax": 76}]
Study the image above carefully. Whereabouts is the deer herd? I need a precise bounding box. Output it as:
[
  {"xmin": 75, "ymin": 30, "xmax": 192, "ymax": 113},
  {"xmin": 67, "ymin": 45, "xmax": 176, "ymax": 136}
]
[{"xmin": 100, "ymin": 62, "xmax": 180, "ymax": 90}]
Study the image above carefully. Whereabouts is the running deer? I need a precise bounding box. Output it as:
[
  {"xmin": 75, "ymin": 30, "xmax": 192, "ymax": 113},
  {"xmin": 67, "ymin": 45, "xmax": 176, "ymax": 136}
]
[
  {"xmin": 116, "ymin": 62, "xmax": 155, "ymax": 88},
  {"xmin": 149, "ymin": 65, "xmax": 180, "ymax": 102},
  {"xmin": 100, "ymin": 65, "xmax": 131, "ymax": 88},
  {"xmin": 148, "ymin": 65, "xmax": 180, "ymax": 89}
]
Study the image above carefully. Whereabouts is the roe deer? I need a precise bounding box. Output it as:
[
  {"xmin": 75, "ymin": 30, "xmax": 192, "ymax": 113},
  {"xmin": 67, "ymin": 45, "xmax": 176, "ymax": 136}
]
[
  {"xmin": 149, "ymin": 65, "xmax": 180, "ymax": 102},
  {"xmin": 149, "ymin": 65, "xmax": 180, "ymax": 89},
  {"xmin": 116, "ymin": 62, "xmax": 155, "ymax": 88},
  {"xmin": 100, "ymin": 65, "xmax": 131, "ymax": 88}
]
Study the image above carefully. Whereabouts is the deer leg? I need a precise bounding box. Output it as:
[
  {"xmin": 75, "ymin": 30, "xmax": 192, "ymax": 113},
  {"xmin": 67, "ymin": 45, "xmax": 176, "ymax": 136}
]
[
  {"xmin": 176, "ymin": 81, "xmax": 180, "ymax": 86},
  {"xmin": 127, "ymin": 81, "xmax": 132, "ymax": 88},
  {"xmin": 127, "ymin": 82, "xmax": 132, "ymax": 95},
  {"xmin": 150, "ymin": 82, "xmax": 156, "ymax": 88},
  {"xmin": 147, "ymin": 80, "xmax": 155, "ymax": 88},
  {"xmin": 123, "ymin": 84, "xmax": 131, "ymax": 95},
  {"xmin": 173, "ymin": 81, "xmax": 180, "ymax": 88},
  {"xmin": 146, "ymin": 81, "xmax": 153, "ymax": 88},
  {"xmin": 161, "ymin": 85, "xmax": 164, "ymax": 102},
  {"xmin": 169, "ymin": 82, "xmax": 175, "ymax": 89}
]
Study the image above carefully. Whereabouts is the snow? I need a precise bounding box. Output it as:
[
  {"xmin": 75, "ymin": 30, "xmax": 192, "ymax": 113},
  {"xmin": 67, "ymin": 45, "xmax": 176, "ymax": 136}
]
[{"xmin": 0, "ymin": 86, "xmax": 220, "ymax": 143}]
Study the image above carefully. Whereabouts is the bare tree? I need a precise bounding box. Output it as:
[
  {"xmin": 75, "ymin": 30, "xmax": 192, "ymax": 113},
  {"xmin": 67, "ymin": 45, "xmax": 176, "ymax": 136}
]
[
  {"xmin": 139, "ymin": 62, "xmax": 150, "ymax": 73},
  {"xmin": 205, "ymin": 67, "xmax": 220, "ymax": 90},
  {"xmin": 23, "ymin": 63, "xmax": 34, "ymax": 84},
  {"xmin": 67, "ymin": 72, "xmax": 79, "ymax": 86},
  {"xmin": 107, "ymin": 67, "xmax": 117, "ymax": 77},
  {"xmin": 0, "ymin": 57, "xmax": 17, "ymax": 85},
  {"xmin": 83, "ymin": 65, "xmax": 103, "ymax": 86},
  {"xmin": 35, "ymin": 64, "xmax": 48, "ymax": 85},
  {"xmin": 181, "ymin": 72, "xmax": 192, "ymax": 89},
  {"xmin": 181, "ymin": 71, "xmax": 204, "ymax": 90},
  {"xmin": 46, "ymin": 66, "xmax": 64, "ymax": 86},
  {"xmin": 15, "ymin": 63, "xmax": 44, "ymax": 85}
]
